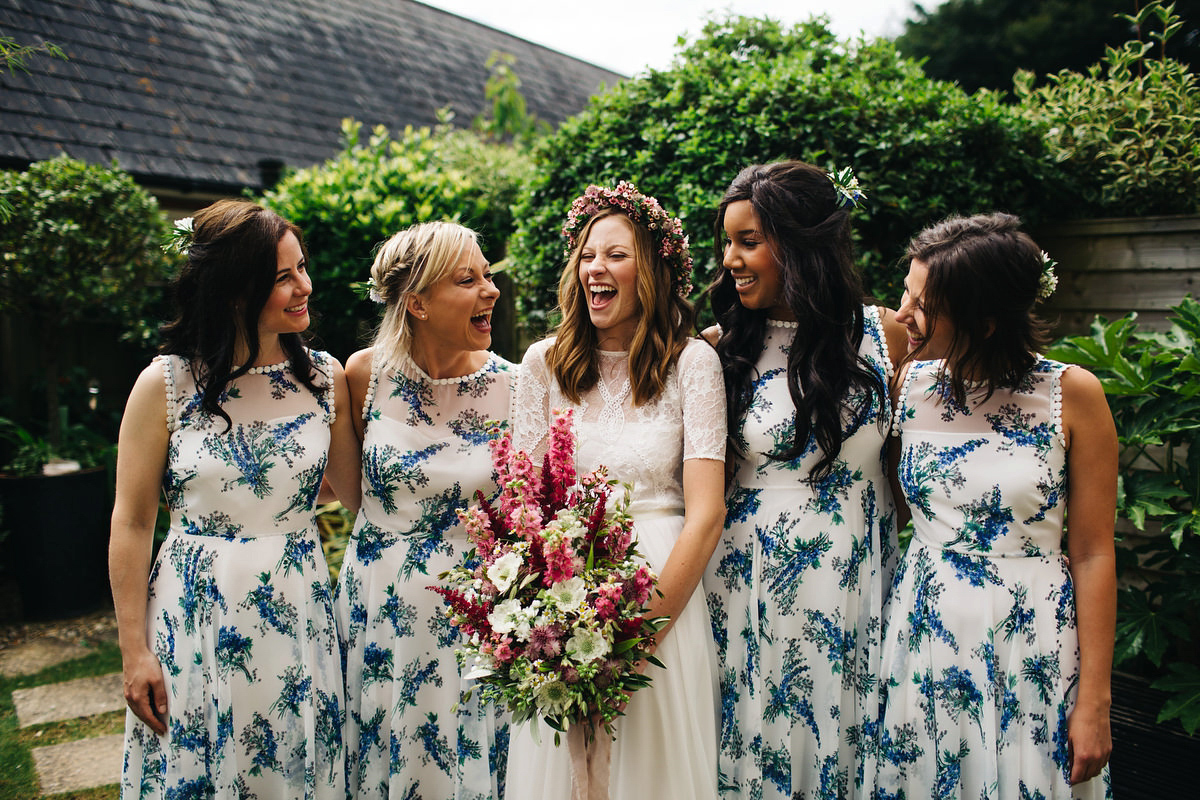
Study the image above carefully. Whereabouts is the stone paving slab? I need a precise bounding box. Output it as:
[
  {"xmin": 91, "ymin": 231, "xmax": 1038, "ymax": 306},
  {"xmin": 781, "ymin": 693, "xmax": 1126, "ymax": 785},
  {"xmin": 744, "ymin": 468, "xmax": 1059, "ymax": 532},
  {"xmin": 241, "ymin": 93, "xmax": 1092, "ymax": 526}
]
[
  {"xmin": 32, "ymin": 733, "xmax": 123, "ymax": 795},
  {"xmin": 13, "ymin": 672, "xmax": 125, "ymax": 727},
  {"xmin": 0, "ymin": 637, "xmax": 92, "ymax": 677}
]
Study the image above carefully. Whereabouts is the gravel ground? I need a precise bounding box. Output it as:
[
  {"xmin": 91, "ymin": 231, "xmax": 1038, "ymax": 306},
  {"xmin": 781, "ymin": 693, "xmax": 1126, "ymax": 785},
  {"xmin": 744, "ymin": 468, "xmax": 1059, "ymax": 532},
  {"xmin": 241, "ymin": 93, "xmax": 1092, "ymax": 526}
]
[{"xmin": 0, "ymin": 607, "xmax": 118, "ymax": 651}]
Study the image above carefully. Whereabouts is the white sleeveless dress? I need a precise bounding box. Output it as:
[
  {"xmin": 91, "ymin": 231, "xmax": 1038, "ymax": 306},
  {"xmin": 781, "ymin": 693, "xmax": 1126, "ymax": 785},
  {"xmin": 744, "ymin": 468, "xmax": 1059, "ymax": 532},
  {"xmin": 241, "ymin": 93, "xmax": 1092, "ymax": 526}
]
[
  {"xmin": 504, "ymin": 338, "xmax": 727, "ymax": 800},
  {"xmin": 877, "ymin": 357, "xmax": 1112, "ymax": 798},
  {"xmin": 120, "ymin": 352, "xmax": 346, "ymax": 799},
  {"xmin": 334, "ymin": 351, "xmax": 516, "ymax": 800}
]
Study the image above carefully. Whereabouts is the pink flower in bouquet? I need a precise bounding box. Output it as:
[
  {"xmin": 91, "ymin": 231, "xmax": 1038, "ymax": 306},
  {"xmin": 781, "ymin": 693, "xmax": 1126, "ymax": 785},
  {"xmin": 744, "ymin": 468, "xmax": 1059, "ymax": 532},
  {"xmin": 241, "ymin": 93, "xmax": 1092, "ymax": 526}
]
[{"xmin": 432, "ymin": 409, "xmax": 666, "ymax": 738}]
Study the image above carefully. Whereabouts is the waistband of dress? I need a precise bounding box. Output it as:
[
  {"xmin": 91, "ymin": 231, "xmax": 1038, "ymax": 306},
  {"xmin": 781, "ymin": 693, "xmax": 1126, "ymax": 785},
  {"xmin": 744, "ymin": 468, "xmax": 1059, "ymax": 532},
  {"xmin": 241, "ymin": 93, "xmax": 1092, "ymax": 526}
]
[
  {"xmin": 911, "ymin": 532, "xmax": 1063, "ymax": 559},
  {"xmin": 168, "ymin": 524, "xmax": 313, "ymax": 541},
  {"xmin": 630, "ymin": 507, "xmax": 684, "ymax": 522}
]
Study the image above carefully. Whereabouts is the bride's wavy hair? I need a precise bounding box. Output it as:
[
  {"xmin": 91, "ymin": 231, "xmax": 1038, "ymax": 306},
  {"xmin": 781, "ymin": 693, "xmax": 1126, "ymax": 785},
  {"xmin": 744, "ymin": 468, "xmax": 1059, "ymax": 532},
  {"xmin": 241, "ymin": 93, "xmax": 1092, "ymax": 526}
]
[
  {"xmin": 903, "ymin": 212, "xmax": 1051, "ymax": 406},
  {"xmin": 550, "ymin": 209, "xmax": 694, "ymax": 405},
  {"xmin": 160, "ymin": 199, "xmax": 320, "ymax": 430},
  {"xmin": 706, "ymin": 161, "xmax": 886, "ymax": 483}
]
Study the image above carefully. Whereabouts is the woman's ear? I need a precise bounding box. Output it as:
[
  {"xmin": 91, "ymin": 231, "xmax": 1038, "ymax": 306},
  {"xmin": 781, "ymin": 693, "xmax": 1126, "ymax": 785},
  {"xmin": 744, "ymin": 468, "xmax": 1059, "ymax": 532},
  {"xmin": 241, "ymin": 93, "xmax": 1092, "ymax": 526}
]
[{"xmin": 406, "ymin": 293, "xmax": 428, "ymax": 321}]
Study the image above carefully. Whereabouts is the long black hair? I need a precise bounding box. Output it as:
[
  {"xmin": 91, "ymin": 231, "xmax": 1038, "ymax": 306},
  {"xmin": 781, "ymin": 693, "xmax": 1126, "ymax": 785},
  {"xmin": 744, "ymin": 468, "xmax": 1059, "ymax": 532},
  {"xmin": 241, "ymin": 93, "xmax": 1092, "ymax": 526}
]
[
  {"xmin": 159, "ymin": 199, "xmax": 320, "ymax": 429},
  {"xmin": 707, "ymin": 161, "xmax": 886, "ymax": 483},
  {"xmin": 903, "ymin": 212, "xmax": 1051, "ymax": 406}
]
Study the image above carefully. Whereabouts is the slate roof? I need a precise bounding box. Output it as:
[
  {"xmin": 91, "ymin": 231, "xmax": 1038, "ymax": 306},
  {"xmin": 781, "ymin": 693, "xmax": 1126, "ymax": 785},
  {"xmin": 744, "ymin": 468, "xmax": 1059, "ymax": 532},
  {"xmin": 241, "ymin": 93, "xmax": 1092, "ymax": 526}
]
[{"xmin": 0, "ymin": 0, "xmax": 622, "ymax": 193}]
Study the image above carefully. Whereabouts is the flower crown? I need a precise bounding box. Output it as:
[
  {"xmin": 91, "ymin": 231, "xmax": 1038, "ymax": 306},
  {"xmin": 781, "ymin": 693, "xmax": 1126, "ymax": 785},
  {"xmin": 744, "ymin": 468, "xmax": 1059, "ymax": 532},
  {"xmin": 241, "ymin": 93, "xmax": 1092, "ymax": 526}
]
[
  {"xmin": 1038, "ymin": 251, "xmax": 1059, "ymax": 300},
  {"xmin": 161, "ymin": 216, "xmax": 194, "ymax": 255},
  {"xmin": 562, "ymin": 181, "xmax": 693, "ymax": 296},
  {"xmin": 828, "ymin": 167, "xmax": 867, "ymax": 209}
]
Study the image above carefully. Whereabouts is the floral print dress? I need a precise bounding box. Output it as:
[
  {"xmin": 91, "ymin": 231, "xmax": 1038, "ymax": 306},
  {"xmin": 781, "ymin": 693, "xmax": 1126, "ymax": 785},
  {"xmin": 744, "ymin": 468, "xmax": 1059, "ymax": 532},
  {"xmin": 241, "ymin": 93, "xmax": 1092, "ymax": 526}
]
[
  {"xmin": 121, "ymin": 352, "xmax": 346, "ymax": 799},
  {"xmin": 703, "ymin": 309, "xmax": 899, "ymax": 800},
  {"xmin": 877, "ymin": 357, "xmax": 1111, "ymax": 799},
  {"xmin": 334, "ymin": 351, "xmax": 515, "ymax": 800}
]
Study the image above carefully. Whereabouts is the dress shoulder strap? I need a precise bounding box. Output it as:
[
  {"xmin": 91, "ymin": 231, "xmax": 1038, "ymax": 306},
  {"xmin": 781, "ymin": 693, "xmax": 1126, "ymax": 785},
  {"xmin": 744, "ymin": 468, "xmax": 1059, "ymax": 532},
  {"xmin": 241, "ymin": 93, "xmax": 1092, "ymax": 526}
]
[{"xmin": 155, "ymin": 354, "xmax": 183, "ymax": 434}]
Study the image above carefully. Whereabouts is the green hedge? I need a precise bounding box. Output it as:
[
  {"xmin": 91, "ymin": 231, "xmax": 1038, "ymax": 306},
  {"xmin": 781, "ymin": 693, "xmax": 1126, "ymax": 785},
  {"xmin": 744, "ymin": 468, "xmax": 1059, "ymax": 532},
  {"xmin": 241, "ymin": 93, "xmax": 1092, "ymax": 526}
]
[
  {"xmin": 506, "ymin": 15, "xmax": 1067, "ymax": 335},
  {"xmin": 263, "ymin": 119, "xmax": 531, "ymax": 361}
]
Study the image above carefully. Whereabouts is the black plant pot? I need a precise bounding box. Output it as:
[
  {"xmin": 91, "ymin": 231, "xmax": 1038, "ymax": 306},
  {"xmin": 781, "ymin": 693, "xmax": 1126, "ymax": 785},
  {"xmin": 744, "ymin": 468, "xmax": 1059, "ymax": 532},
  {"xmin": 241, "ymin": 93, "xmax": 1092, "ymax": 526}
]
[{"xmin": 0, "ymin": 467, "xmax": 111, "ymax": 620}]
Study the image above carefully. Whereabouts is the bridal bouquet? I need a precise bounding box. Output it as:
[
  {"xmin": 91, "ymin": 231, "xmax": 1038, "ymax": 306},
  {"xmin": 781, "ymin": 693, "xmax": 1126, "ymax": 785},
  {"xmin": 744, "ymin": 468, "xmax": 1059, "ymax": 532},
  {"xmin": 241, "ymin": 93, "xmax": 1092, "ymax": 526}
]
[{"xmin": 432, "ymin": 409, "xmax": 664, "ymax": 738}]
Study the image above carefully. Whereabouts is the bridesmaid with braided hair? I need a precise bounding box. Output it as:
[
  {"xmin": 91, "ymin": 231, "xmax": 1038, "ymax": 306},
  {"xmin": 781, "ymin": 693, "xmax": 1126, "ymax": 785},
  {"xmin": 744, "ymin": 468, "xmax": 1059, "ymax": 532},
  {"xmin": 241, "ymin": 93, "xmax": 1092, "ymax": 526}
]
[{"xmin": 335, "ymin": 221, "xmax": 516, "ymax": 799}]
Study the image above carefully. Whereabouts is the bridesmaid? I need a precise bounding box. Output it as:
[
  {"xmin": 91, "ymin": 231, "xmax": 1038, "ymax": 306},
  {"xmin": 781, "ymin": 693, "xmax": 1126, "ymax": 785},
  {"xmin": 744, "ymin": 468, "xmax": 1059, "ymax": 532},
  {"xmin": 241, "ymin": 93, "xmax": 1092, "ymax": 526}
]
[
  {"xmin": 878, "ymin": 212, "xmax": 1115, "ymax": 798},
  {"xmin": 111, "ymin": 199, "xmax": 360, "ymax": 798},
  {"xmin": 334, "ymin": 221, "xmax": 516, "ymax": 799},
  {"xmin": 702, "ymin": 161, "xmax": 906, "ymax": 798}
]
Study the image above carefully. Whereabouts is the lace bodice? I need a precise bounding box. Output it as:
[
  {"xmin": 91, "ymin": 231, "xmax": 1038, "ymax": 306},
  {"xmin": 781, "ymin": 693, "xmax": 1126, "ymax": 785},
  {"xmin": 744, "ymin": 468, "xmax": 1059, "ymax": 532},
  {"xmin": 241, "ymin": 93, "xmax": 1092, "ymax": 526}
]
[
  {"xmin": 511, "ymin": 338, "xmax": 726, "ymax": 516},
  {"xmin": 159, "ymin": 351, "xmax": 335, "ymax": 537}
]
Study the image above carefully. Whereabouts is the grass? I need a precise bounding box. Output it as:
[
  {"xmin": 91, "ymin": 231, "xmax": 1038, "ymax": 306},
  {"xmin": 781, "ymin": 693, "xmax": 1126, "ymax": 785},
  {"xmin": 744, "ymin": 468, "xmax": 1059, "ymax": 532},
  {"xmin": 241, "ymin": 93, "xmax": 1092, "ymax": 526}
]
[{"xmin": 0, "ymin": 641, "xmax": 122, "ymax": 800}]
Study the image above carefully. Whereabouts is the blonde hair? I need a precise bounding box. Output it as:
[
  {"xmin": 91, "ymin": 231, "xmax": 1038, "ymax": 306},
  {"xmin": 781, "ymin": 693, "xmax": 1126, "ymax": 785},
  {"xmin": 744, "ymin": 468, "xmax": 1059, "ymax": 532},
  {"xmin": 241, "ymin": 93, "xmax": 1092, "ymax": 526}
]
[
  {"xmin": 370, "ymin": 221, "xmax": 478, "ymax": 368},
  {"xmin": 550, "ymin": 210, "xmax": 694, "ymax": 405}
]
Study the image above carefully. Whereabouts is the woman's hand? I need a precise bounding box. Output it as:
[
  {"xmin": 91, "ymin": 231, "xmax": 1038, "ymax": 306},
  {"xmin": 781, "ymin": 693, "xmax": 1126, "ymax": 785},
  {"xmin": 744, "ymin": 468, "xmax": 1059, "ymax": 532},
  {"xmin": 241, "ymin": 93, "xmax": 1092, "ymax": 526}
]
[
  {"xmin": 122, "ymin": 646, "xmax": 168, "ymax": 735},
  {"xmin": 1067, "ymin": 699, "xmax": 1112, "ymax": 784}
]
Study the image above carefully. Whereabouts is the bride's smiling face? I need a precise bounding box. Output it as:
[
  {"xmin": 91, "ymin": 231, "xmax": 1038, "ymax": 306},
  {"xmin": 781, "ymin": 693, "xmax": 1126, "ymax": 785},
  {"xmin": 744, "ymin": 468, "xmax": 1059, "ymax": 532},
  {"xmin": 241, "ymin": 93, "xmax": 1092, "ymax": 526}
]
[{"xmin": 577, "ymin": 214, "xmax": 641, "ymax": 349}]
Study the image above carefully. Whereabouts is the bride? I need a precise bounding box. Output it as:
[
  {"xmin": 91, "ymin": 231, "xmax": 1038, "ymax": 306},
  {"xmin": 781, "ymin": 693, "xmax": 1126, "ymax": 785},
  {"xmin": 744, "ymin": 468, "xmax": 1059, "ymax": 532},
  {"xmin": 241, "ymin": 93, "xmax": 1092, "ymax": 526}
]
[{"xmin": 504, "ymin": 182, "xmax": 726, "ymax": 800}]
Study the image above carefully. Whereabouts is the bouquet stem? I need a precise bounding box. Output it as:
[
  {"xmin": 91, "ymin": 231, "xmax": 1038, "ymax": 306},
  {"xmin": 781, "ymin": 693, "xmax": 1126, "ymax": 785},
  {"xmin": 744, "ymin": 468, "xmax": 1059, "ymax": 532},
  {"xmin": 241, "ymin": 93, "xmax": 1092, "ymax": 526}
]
[{"xmin": 567, "ymin": 724, "xmax": 612, "ymax": 800}]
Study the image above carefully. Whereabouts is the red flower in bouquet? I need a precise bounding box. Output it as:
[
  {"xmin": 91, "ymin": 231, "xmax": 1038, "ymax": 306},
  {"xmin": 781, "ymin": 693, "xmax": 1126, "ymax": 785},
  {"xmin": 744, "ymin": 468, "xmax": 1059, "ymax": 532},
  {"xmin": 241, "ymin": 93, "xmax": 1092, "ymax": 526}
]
[{"xmin": 431, "ymin": 409, "xmax": 664, "ymax": 738}]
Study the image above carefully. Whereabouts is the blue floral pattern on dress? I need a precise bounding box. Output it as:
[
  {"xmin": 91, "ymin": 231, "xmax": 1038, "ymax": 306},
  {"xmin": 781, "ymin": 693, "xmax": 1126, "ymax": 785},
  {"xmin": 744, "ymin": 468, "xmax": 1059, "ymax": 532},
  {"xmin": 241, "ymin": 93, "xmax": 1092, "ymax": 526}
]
[
  {"xmin": 120, "ymin": 351, "xmax": 346, "ymax": 798},
  {"xmin": 878, "ymin": 357, "xmax": 1111, "ymax": 798},
  {"xmin": 704, "ymin": 309, "xmax": 898, "ymax": 799},
  {"xmin": 335, "ymin": 353, "xmax": 515, "ymax": 800}
]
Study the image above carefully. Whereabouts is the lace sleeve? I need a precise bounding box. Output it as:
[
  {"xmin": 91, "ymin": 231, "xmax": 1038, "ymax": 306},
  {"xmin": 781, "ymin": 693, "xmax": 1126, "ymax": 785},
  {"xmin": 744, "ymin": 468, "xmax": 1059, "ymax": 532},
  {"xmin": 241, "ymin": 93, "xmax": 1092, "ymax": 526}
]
[
  {"xmin": 511, "ymin": 339, "xmax": 554, "ymax": 460},
  {"xmin": 678, "ymin": 339, "xmax": 727, "ymax": 461}
]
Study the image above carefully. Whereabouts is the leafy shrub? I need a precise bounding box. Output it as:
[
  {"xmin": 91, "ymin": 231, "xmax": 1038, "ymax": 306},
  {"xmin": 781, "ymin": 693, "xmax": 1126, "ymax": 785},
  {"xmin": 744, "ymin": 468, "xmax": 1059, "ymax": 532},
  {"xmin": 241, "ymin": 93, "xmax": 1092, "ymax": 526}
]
[
  {"xmin": 0, "ymin": 155, "xmax": 170, "ymax": 446},
  {"xmin": 263, "ymin": 118, "xmax": 532, "ymax": 361},
  {"xmin": 507, "ymin": 15, "xmax": 1066, "ymax": 334},
  {"xmin": 1047, "ymin": 296, "xmax": 1200, "ymax": 734},
  {"xmin": 1015, "ymin": 1, "xmax": 1200, "ymax": 217}
]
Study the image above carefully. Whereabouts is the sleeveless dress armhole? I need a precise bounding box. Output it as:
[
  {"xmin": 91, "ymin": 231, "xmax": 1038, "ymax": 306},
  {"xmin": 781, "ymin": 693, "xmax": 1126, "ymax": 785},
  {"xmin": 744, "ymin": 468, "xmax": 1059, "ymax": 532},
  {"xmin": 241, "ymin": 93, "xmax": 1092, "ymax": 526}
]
[
  {"xmin": 157, "ymin": 354, "xmax": 180, "ymax": 434},
  {"xmin": 308, "ymin": 350, "xmax": 337, "ymax": 426},
  {"xmin": 361, "ymin": 352, "xmax": 384, "ymax": 422},
  {"xmin": 890, "ymin": 361, "xmax": 922, "ymax": 438},
  {"xmin": 865, "ymin": 304, "xmax": 895, "ymax": 385},
  {"xmin": 1052, "ymin": 361, "xmax": 1069, "ymax": 450}
]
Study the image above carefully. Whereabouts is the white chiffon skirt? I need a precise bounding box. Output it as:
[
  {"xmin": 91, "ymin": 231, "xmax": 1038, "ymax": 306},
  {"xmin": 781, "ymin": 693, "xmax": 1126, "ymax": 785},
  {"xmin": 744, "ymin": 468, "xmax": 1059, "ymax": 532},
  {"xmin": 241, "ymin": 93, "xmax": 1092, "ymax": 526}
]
[{"xmin": 505, "ymin": 513, "xmax": 720, "ymax": 800}]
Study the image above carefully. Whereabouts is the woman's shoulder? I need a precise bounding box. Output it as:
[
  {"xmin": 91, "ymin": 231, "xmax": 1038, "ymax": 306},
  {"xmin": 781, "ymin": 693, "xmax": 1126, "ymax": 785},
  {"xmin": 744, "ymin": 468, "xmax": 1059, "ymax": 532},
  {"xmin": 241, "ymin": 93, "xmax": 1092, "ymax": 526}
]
[{"xmin": 678, "ymin": 336, "xmax": 722, "ymax": 374}]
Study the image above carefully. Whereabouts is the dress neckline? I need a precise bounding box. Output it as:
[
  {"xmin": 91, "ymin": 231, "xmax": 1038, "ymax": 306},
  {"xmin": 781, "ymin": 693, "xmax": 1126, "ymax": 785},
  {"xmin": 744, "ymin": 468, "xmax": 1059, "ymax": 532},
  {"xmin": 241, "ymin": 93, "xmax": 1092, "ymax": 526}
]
[{"xmin": 400, "ymin": 351, "xmax": 493, "ymax": 385}]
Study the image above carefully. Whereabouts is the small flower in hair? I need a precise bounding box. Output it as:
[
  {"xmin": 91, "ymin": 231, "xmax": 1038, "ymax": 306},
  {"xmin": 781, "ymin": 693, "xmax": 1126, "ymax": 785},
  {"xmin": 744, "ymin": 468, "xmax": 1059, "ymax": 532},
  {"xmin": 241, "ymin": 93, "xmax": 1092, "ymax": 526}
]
[
  {"xmin": 1038, "ymin": 251, "xmax": 1059, "ymax": 300},
  {"xmin": 162, "ymin": 216, "xmax": 194, "ymax": 255},
  {"xmin": 828, "ymin": 167, "xmax": 866, "ymax": 209},
  {"xmin": 351, "ymin": 278, "xmax": 385, "ymax": 304}
]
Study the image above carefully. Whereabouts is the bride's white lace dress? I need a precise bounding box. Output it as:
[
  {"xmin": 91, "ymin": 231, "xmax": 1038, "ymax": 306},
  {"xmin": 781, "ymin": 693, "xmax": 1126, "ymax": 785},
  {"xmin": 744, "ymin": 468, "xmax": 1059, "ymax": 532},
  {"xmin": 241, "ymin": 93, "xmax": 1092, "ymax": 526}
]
[{"xmin": 504, "ymin": 337, "xmax": 726, "ymax": 800}]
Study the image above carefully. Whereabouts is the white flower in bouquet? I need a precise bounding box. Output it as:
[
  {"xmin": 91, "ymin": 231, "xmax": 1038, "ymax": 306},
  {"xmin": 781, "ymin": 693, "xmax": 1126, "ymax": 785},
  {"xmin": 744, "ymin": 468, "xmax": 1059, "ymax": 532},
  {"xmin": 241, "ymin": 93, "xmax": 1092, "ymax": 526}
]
[
  {"xmin": 489, "ymin": 598, "xmax": 535, "ymax": 640},
  {"xmin": 546, "ymin": 576, "xmax": 587, "ymax": 610},
  {"xmin": 565, "ymin": 628, "xmax": 610, "ymax": 663},
  {"xmin": 486, "ymin": 551, "xmax": 523, "ymax": 594}
]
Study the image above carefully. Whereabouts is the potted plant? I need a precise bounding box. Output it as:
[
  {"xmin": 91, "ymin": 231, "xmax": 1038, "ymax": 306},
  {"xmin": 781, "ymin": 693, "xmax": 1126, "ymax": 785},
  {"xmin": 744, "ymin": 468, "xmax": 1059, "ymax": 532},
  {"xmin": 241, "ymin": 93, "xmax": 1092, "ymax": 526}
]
[
  {"xmin": 0, "ymin": 418, "xmax": 116, "ymax": 619},
  {"xmin": 0, "ymin": 155, "xmax": 170, "ymax": 619}
]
